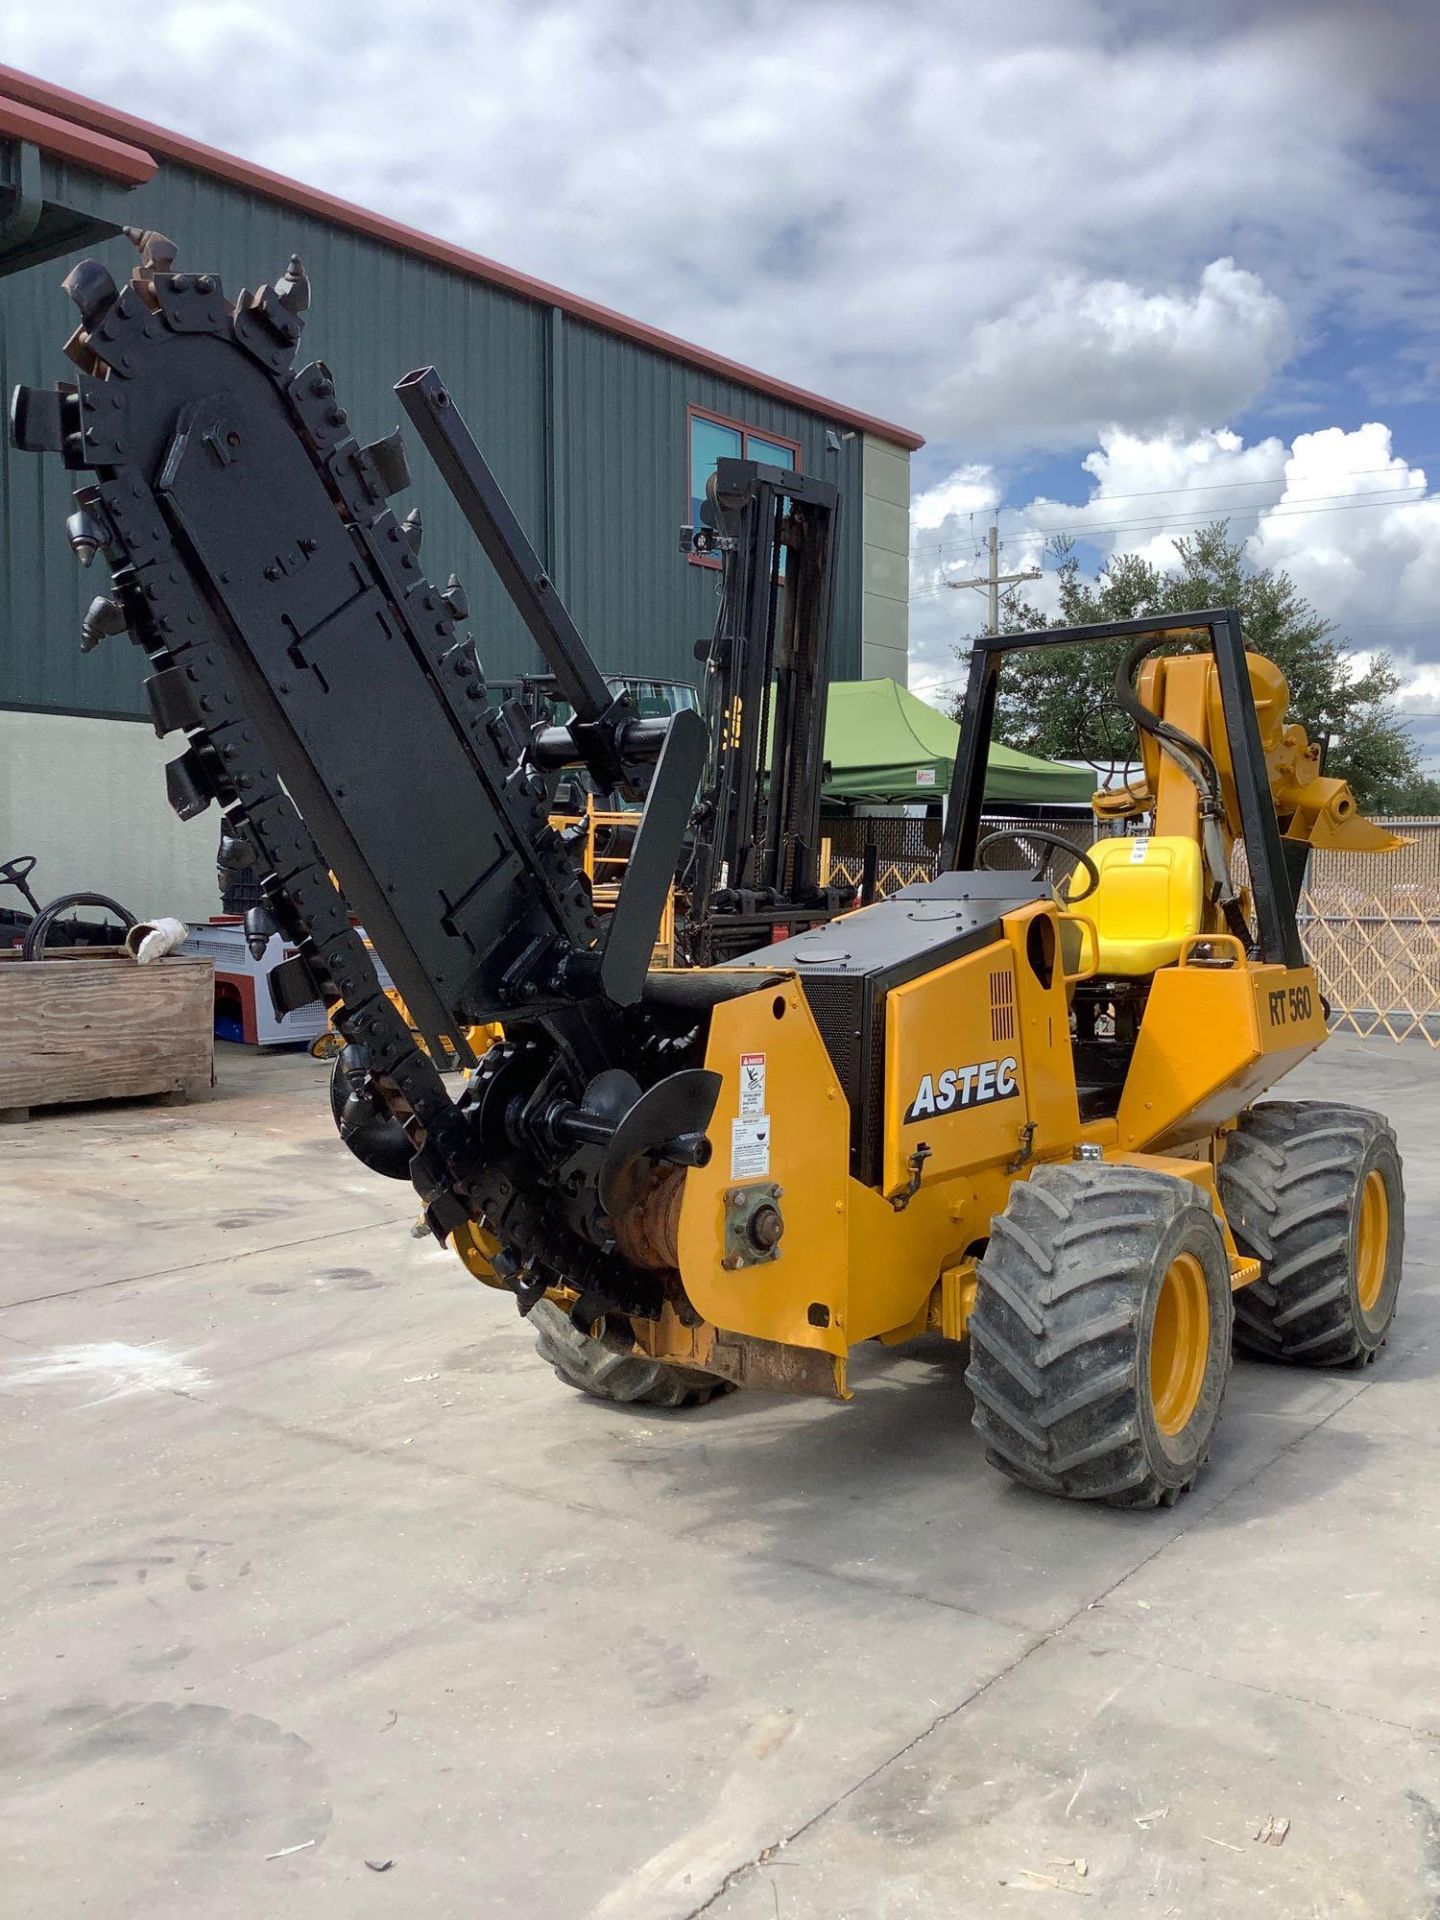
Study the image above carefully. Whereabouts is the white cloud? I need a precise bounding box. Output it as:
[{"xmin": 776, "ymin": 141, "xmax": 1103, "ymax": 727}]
[
  {"xmin": 1020, "ymin": 425, "xmax": 1293, "ymax": 576},
  {"xmin": 1072, "ymin": 427, "xmax": 1288, "ymax": 525},
  {"xmin": 1395, "ymin": 668, "xmax": 1440, "ymax": 776},
  {"xmin": 1250, "ymin": 425, "xmax": 1440, "ymax": 635},
  {"xmin": 7, "ymin": 0, "xmax": 1440, "ymax": 740},
  {"xmin": 2, "ymin": 1, "xmax": 1437, "ymax": 451},
  {"xmin": 927, "ymin": 262, "xmax": 1293, "ymax": 449},
  {"xmin": 910, "ymin": 464, "xmax": 999, "ymax": 534},
  {"xmin": 907, "ymin": 461, "xmax": 1022, "ymax": 703},
  {"xmin": 908, "ymin": 419, "xmax": 1440, "ymax": 711}
]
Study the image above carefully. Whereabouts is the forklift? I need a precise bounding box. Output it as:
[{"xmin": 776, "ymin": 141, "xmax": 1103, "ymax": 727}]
[
  {"xmin": 679, "ymin": 459, "xmax": 853, "ymax": 963},
  {"xmin": 13, "ymin": 232, "xmax": 1406, "ymax": 1508}
]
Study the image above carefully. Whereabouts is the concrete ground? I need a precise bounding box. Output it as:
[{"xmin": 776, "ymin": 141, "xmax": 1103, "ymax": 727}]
[{"xmin": 0, "ymin": 1034, "xmax": 1436, "ymax": 1920}]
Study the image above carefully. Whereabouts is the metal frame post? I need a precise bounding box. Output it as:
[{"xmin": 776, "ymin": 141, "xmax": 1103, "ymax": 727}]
[{"xmin": 941, "ymin": 610, "xmax": 1305, "ymax": 966}]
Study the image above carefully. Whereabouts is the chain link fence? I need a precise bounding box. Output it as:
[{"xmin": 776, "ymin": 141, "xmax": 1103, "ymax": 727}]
[
  {"xmin": 1297, "ymin": 820, "xmax": 1440, "ymax": 1046},
  {"xmin": 819, "ymin": 813, "xmax": 1095, "ymax": 897}
]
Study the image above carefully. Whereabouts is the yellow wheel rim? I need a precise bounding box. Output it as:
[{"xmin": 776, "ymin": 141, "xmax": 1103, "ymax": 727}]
[
  {"xmin": 1149, "ymin": 1252, "xmax": 1210, "ymax": 1437},
  {"xmin": 1356, "ymin": 1168, "xmax": 1390, "ymax": 1316}
]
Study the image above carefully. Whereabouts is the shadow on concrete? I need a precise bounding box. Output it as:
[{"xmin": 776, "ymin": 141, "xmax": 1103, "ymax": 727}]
[{"xmin": 542, "ymin": 1320, "xmax": 1397, "ymax": 1618}]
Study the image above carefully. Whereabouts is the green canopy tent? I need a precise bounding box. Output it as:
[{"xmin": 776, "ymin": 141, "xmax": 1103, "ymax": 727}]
[{"xmin": 820, "ymin": 678, "xmax": 1093, "ymax": 808}]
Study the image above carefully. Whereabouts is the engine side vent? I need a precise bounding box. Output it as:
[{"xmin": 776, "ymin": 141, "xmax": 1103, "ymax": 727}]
[
  {"xmin": 990, "ymin": 967, "xmax": 1016, "ymax": 1043},
  {"xmin": 798, "ymin": 975, "xmax": 864, "ymax": 1113},
  {"xmin": 797, "ymin": 972, "xmax": 887, "ymax": 1181}
]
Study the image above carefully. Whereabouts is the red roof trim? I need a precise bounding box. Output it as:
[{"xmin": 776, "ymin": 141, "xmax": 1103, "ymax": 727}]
[
  {"xmin": 0, "ymin": 64, "xmax": 924, "ymax": 451},
  {"xmin": 0, "ymin": 91, "xmax": 155, "ymax": 187}
]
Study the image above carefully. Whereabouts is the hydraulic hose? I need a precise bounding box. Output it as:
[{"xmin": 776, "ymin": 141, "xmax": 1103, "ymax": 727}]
[
  {"xmin": 1112, "ymin": 633, "xmax": 1253, "ymax": 947},
  {"xmin": 329, "ymin": 1049, "xmax": 413, "ymax": 1181},
  {"xmin": 1112, "ymin": 632, "xmax": 1222, "ymax": 806},
  {"xmin": 20, "ymin": 891, "xmax": 136, "ymax": 960}
]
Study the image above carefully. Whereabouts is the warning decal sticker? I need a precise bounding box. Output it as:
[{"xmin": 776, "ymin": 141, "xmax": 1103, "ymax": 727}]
[
  {"xmin": 739, "ymin": 1052, "xmax": 767, "ymax": 1119},
  {"xmin": 731, "ymin": 1118, "xmax": 771, "ymax": 1179}
]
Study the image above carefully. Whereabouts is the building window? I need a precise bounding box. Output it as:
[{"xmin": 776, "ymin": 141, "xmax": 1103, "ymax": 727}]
[{"xmin": 688, "ymin": 408, "xmax": 800, "ymax": 561}]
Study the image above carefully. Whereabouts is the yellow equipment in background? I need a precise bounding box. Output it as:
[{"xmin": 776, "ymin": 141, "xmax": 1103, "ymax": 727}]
[{"xmin": 549, "ymin": 795, "xmax": 677, "ymax": 968}]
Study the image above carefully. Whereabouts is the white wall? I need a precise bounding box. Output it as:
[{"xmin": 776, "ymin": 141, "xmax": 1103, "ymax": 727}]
[
  {"xmin": 0, "ymin": 709, "xmax": 222, "ymax": 923},
  {"xmin": 860, "ymin": 436, "xmax": 910, "ymax": 683}
]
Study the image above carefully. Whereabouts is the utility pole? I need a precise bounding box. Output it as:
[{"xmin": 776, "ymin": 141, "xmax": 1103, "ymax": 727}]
[{"xmin": 945, "ymin": 521, "xmax": 1040, "ymax": 635}]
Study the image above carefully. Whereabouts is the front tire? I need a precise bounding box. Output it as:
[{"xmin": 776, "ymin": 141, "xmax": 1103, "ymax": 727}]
[
  {"xmin": 1218, "ymin": 1101, "xmax": 1404, "ymax": 1367},
  {"xmin": 967, "ymin": 1164, "xmax": 1234, "ymax": 1508},
  {"xmin": 529, "ymin": 1300, "xmax": 731, "ymax": 1409}
]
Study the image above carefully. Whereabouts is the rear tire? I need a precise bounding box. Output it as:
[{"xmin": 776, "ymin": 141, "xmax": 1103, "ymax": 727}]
[
  {"xmin": 529, "ymin": 1300, "xmax": 732, "ymax": 1409},
  {"xmin": 1218, "ymin": 1101, "xmax": 1403, "ymax": 1367},
  {"xmin": 967, "ymin": 1163, "xmax": 1233, "ymax": 1508}
]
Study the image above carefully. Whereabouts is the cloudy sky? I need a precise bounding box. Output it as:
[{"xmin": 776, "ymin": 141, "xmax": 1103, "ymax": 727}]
[{"xmin": 7, "ymin": 0, "xmax": 1439, "ymax": 763}]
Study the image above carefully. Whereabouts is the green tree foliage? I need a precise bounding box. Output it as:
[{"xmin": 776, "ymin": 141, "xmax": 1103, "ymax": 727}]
[{"xmin": 962, "ymin": 524, "xmax": 1440, "ymax": 814}]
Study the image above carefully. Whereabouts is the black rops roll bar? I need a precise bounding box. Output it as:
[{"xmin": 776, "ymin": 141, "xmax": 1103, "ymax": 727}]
[{"xmin": 939, "ymin": 609, "xmax": 1304, "ymax": 969}]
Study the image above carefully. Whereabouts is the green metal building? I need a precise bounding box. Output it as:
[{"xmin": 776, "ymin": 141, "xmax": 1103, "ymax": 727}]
[{"xmin": 0, "ymin": 65, "xmax": 919, "ymax": 918}]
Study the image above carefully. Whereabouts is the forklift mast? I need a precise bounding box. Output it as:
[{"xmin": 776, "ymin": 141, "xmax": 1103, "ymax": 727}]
[{"xmin": 681, "ymin": 458, "xmax": 850, "ymax": 962}]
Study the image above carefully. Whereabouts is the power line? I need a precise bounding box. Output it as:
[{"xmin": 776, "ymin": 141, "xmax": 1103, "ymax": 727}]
[
  {"xmin": 907, "ymin": 492, "xmax": 1440, "ymax": 600},
  {"xmin": 910, "ymin": 482, "xmax": 1438, "ymax": 571},
  {"xmin": 909, "ymin": 456, "xmax": 1440, "ymax": 562},
  {"xmin": 1061, "ymin": 457, "xmax": 1439, "ymax": 504},
  {"xmin": 941, "ymin": 523, "xmax": 1040, "ymax": 634},
  {"xmin": 909, "ymin": 672, "xmax": 1440, "ymax": 714},
  {"xmin": 912, "ymin": 454, "xmax": 1440, "ymax": 531}
]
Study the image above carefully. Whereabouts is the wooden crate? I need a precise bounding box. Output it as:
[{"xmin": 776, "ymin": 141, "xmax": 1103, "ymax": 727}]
[{"xmin": 0, "ymin": 951, "xmax": 214, "ymax": 1120}]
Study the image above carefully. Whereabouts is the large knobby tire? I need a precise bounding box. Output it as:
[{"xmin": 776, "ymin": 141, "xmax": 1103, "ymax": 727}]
[
  {"xmin": 529, "ymin": 1300, "xmax": 732, "ymax": 1410},
  {"xmin": 967, "ymin": 1164, "xmax": 1234, "ymax": 1508},
  {"xmin": 1218, "ymin": 1101, "xmax": 1404, "ymax": 1368}
]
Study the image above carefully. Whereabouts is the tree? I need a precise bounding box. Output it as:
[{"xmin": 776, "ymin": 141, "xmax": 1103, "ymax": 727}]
[
  {"xmin": 960, "ymin": 523, "xmax": 1437, "ymax": 814},
  {"xmin": 1380, "ymin": 767, "xmax": 1440, "ymax": 815}
]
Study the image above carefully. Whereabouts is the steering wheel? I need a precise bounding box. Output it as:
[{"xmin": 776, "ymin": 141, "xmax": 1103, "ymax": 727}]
[
  {"xmin": 976, "ymin": 828, "xmax": 1101, "ymax": 905},
  {"xmin": 0, "ymin": 854, "xmax": 40, "ymax": 911}
]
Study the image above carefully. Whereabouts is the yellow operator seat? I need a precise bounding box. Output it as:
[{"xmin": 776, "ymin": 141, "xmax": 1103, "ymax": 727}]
[{"xmin": 1067, "ymin": 835, "xmax": 1204, "ymax": 976}]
